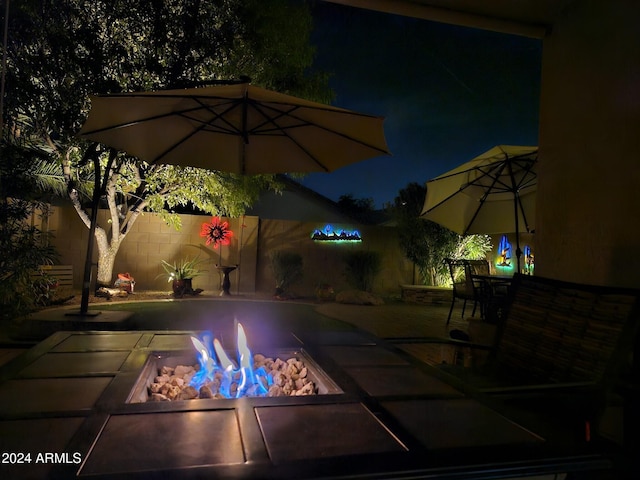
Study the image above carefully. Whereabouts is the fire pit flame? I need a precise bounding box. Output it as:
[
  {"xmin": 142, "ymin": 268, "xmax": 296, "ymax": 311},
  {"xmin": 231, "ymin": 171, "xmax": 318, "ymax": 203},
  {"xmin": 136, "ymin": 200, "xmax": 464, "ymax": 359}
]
[
  {"xmin": 190, "ymin": 323, "xmax": 272, "ymax": 398},
  {"xmin": 137, "ymin": 323, "xmax": 327, "ymax": 402}
]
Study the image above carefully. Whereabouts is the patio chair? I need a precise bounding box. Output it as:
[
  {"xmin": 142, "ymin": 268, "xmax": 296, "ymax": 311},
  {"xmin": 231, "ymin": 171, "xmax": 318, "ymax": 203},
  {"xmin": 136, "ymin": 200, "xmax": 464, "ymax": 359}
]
[
  {"xmin": 437, "ymin": 273, "xmax": 640, "ymax": 446},
  {"xmin": 445, "ymin": 258, "xmax": 481, "ymax": 325},
  {"xmin": 464, "ymin": 259, "xmax": 495, "ymax": 321}
]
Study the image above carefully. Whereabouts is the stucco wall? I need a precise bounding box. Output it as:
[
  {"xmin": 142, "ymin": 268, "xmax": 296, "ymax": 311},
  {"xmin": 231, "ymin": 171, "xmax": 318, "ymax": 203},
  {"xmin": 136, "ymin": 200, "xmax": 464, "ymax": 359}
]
[
  {"xmin": 46, "ymin": 205, "xmax": 259, "ymax": 295},
  {"xmin": 536, "ymin": 0, "xmax": 640, "ymax": 287},
  {"xmin": 45, "ymin": 205, "xmax": 413, "ymax": 297},
  {"xmin": 255, "ymin": 219, "xmax": 413, "ymax": 296}
]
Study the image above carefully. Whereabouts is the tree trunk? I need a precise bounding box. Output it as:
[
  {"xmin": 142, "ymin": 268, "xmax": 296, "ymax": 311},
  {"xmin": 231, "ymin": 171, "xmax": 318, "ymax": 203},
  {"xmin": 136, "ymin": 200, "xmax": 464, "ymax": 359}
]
[{"xmin": 95, "ymin": 228, "xmax": 122, "ymax": 289}]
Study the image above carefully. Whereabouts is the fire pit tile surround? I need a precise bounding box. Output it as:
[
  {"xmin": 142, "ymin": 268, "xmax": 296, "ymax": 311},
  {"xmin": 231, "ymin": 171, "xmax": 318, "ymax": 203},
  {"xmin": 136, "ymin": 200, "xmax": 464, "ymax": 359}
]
[
  {"xmin": 80, "ymin": 410, "xmax": 245, "ymax": 475},
  {"xmin": 0, "ymin": 377, "xmax": 114, "ymax": 414},
  {"xmin": 256, "ymin": 403, "xmax": 407, "ymax": 464},
  {"xmin": 17, "ymin": 351, "xmax": 130, "ymax": 377},
  {"xmin": 0, "ymin": 417, "xmax": 86, "ymax": 480},
  {"xmin": 0, "ymin": 330, "xmax": 607, "ymax": 479},
  {"xmin": 50, "ymin": 332, "xmax": 144, "ymax": 352}
]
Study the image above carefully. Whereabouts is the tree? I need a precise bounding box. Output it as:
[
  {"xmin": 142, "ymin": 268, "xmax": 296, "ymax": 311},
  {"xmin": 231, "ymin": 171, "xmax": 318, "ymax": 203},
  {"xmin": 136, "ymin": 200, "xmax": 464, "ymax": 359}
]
[
  {"xmin": 0, "ymin": 143, "xmax": 58, "ymax": 321},
  {"xmin": 3, "ymin": 0, "xmax": 331, "ymax": 288},
  {"xmin": 390, "ymin": 182, "xmax": 491, "ymax": 286},
  {"xmin": 337, "ymin": 194, "xmax": 378, "ymax": 223}
]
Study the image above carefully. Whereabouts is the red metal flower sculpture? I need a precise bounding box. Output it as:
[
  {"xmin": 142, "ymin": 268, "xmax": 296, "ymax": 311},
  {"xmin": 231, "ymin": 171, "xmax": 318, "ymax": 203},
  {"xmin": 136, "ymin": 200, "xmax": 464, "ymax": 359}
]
[{"xmin": 200, "ymin": 216, "xmax": 234, "ymax": 249}]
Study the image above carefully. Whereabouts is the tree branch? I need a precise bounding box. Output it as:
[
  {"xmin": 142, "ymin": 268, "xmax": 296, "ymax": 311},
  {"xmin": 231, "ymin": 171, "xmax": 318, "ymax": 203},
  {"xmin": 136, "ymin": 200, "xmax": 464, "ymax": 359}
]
[
  {"xmin": 105, "ymin": 157, "xmax": 127, "ymax": 243},
  {"xmin": 64, "ymin": 144, "xmax": 100, "ymax": 229}
]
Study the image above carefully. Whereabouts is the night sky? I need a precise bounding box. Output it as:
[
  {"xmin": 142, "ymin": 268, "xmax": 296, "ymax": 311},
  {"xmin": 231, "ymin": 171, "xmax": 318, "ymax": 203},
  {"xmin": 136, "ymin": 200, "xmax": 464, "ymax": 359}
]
[{"xmin": 300, "ymin": 2, "xmax": 542, "ymax": 208}]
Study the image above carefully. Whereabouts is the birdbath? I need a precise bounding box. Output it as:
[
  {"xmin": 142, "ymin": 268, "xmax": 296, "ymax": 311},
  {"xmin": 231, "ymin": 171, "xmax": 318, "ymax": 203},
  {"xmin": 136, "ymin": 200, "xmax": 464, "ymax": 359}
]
[{"xmin": 216, "ymin": 265, "xmax": 238, "ymax": 296}]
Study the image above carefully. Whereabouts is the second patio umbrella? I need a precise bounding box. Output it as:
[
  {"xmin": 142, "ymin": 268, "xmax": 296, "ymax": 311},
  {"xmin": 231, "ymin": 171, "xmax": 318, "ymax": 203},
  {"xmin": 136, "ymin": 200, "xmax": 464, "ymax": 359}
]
[
  {"xmin": 420, "ymin": 145, "xmax": 538, "ymax": 272},
  {"xmin": 79, "ymin": 82, "xmax": 390, "ymax": 174}
]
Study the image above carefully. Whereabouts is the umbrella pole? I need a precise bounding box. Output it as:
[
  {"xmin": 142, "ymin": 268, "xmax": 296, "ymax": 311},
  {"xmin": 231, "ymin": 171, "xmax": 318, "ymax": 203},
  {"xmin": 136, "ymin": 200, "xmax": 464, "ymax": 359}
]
[
  {"xmin": 507, "ymin": 158, "xmax": 523, "ymax": 274},
  {"xmin": 514, "ymin": 195, "xmax": 522, "ymax": 274},
  {"xmin": 76, "ymin": 148, "xmax": 115, "ymax": 316}
]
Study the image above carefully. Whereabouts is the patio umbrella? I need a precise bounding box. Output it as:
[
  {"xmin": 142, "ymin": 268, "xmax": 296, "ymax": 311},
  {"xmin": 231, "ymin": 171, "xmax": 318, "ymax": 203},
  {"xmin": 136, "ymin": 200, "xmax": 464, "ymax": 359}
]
[
  {"xmin": 79, "ymin": 82, "xmax": 390, "ymax": 174},
  {"xmin": 75, "ymin": 81, "xmax": 390, "ymax": 315},
  {"xmin": 420, "ymin": 145, "xmax": 538, "ymax": 272}
]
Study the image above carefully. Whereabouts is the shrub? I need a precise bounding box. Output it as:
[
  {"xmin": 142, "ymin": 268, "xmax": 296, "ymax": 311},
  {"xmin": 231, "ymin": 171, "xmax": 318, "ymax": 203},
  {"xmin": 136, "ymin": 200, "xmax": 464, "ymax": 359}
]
[
  {"xmin": 343, "ymin": 251, "xmax": 381, "ymax": 292},
  {"xmin": 270, "ymin": 250, "xmax": 303, "ymax": 295},
  {"xmin": 0, "ymin": 200, "xmax": 58, "ymax": 322},
  {"xmin": 159, "ymin": 257, "xmax": 206, "ymax": 282}
]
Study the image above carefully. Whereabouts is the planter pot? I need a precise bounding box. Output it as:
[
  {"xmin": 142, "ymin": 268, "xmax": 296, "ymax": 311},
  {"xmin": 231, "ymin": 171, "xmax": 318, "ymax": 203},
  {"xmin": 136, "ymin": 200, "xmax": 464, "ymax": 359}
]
[{"xmin": 172, "ymin": 278, "xmax": 193, "ymax": 297}]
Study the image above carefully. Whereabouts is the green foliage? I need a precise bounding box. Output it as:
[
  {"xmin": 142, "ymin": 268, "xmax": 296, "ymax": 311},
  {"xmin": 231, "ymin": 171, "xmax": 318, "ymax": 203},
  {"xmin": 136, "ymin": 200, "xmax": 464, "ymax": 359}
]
[
  {"xmin": 343, "ymin": 251, "xmax": 381, "ymax": 292},
  {"xmin": 134, "ymin": 165, "xmax": 283, "ymax": 230},
  {"xmin": 270, "ymin": 250, "xmax": 303, "ymax": 295},
  {"xmin": 5, "ymin": 0, "xmax": 332, "ymax": 146},
  {"xmin": 0, "ymin": 145, "xmax": 59, "ymax": 320},
  {"xmin": 390, "ymin": 183, "xmax": 456, "ymax": 286},
  {"xmin": 454, "ymin": 235, "xmax": 493, "ymax": 261},
  {"xmin": 159, "ymin": 257, "xmax": 206, "ymax": 282},
  {"xmin": 31, "ymin": 273, "xmax": 61, "ymax": 307},
  {"xmin": 0, "ymin": 201, "xmax": 59, "ymax": 321},
  {"xmin": 3, "ymin": 0, "xmax": 331, "ymax": 286},
  {"xmin": 390, "ymin": 183, "xmax": 492, "ymax": 286}
]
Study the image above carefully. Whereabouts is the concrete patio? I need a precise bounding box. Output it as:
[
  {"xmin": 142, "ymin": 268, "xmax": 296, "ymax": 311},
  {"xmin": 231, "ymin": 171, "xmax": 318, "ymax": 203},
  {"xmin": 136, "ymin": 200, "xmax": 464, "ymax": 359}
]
[{"xmin": 0, "ymin": 295, "xmax": 626, "ymax": 479}]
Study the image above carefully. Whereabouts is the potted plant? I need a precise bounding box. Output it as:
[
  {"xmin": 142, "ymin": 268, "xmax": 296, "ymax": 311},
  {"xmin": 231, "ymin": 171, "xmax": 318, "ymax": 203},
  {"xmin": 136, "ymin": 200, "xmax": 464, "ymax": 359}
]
[{"xmin": 159, "ymin": 257, "xmax": 206, "ymax": 297}]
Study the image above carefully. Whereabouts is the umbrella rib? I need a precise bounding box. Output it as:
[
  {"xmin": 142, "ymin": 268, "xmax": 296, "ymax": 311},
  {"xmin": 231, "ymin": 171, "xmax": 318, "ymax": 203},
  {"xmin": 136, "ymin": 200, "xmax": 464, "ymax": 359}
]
[
  {"xmin": 462, "ymin": 162, "xmax": 505, "ymax": 235},
  {"xmin": 81, "ymin": 87, "xmax": 391, "ymax": 173},
  {"xmin": 80, "ymin": 104, "xmax": 214, "ymax": 136},
  {"xmin": 422, "ymin": 148, "xmax": 537, "ymax": 243},
  {"xmin": 424, "ymin": 153, "xmax": 537, "ymax": 213},
  {"xmin": 250, "ymin": 102, "xmax": 332, "ymax": 171},
  {"xmin": 512, "ymin": 158, "xmax": 536, "ymax": 232},
  {"xmin": 81, "ymin": 102, "xmax": 249, "ymax": 139},
  {"xmin": 149, "ymin": 99, "xmax": 245, "ymax": 164},
  {"xmin": 464, "ymin": 154, "xmax": 537, "ymax": 235},
  {"xmin": 422, "ymin": 184, "xmax": 468, "ymax": 214},
  {"xmin": 250, "ymin": 101, "xmax": 390, "ymax": 155},
  {"xmin": 151, "ymin": 99, "xmax": 255, "ymax": 165},
  {"xmin": 423, "ymin": 162, "xmax": 505, "ymax": 215},
  {"xmin": 516, "ymin": 192, "xmax": 532, "ymax": 232},
  {"xmin": 151, "ymin": 121, "xmax": 210, "ymax": 165},
  {"xmin": 188, "ymin": 97, "xmax": 244, "ymax": 136}
]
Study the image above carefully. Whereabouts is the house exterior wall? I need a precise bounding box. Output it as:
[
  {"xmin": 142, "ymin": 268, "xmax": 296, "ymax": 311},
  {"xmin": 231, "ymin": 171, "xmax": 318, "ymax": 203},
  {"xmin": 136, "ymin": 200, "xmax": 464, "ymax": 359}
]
[
  {"xmin": 536, "ymin": 0, "xmax": 640, "ymax": 287},
  {"xmin": 45, "ymin": 205, "xmax": 413, "ymax": 297},
  {"xmin": 247, "ymin": 189, "xmax": 355, "ymax": 223}
]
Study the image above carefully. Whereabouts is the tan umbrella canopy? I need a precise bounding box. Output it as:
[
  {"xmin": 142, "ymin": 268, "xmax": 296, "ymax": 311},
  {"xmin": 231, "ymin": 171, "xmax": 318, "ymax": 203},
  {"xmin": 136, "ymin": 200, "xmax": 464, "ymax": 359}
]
[
  {"xmin": 75, "ymin": 82, "xmax": 390, "ymax": 315},
  {"xmin": 79, "ymin": 82, "xmax": 391, "ymax": 174},
  {"xmin": 420, "ymin": 145, "xmax": 538, "ymax": 272}
]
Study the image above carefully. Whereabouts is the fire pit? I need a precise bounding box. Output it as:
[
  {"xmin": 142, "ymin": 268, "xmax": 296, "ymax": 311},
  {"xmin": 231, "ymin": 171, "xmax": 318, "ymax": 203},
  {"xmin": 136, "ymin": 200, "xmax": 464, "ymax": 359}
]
[
  {"xmin": 0, "ymin": 325, "xmax": 602, "ymax": 480},
  {"xmin": 127, "ymin": 323, "xmax": 342, "ymax": 403}
]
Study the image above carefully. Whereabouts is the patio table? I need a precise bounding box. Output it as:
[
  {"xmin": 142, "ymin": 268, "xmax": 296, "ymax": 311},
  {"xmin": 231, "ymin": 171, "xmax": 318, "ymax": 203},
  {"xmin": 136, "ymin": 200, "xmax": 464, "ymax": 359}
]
[{"xmin": 472, "ymin": 273, "xmax": 514, "ymax": 322}]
